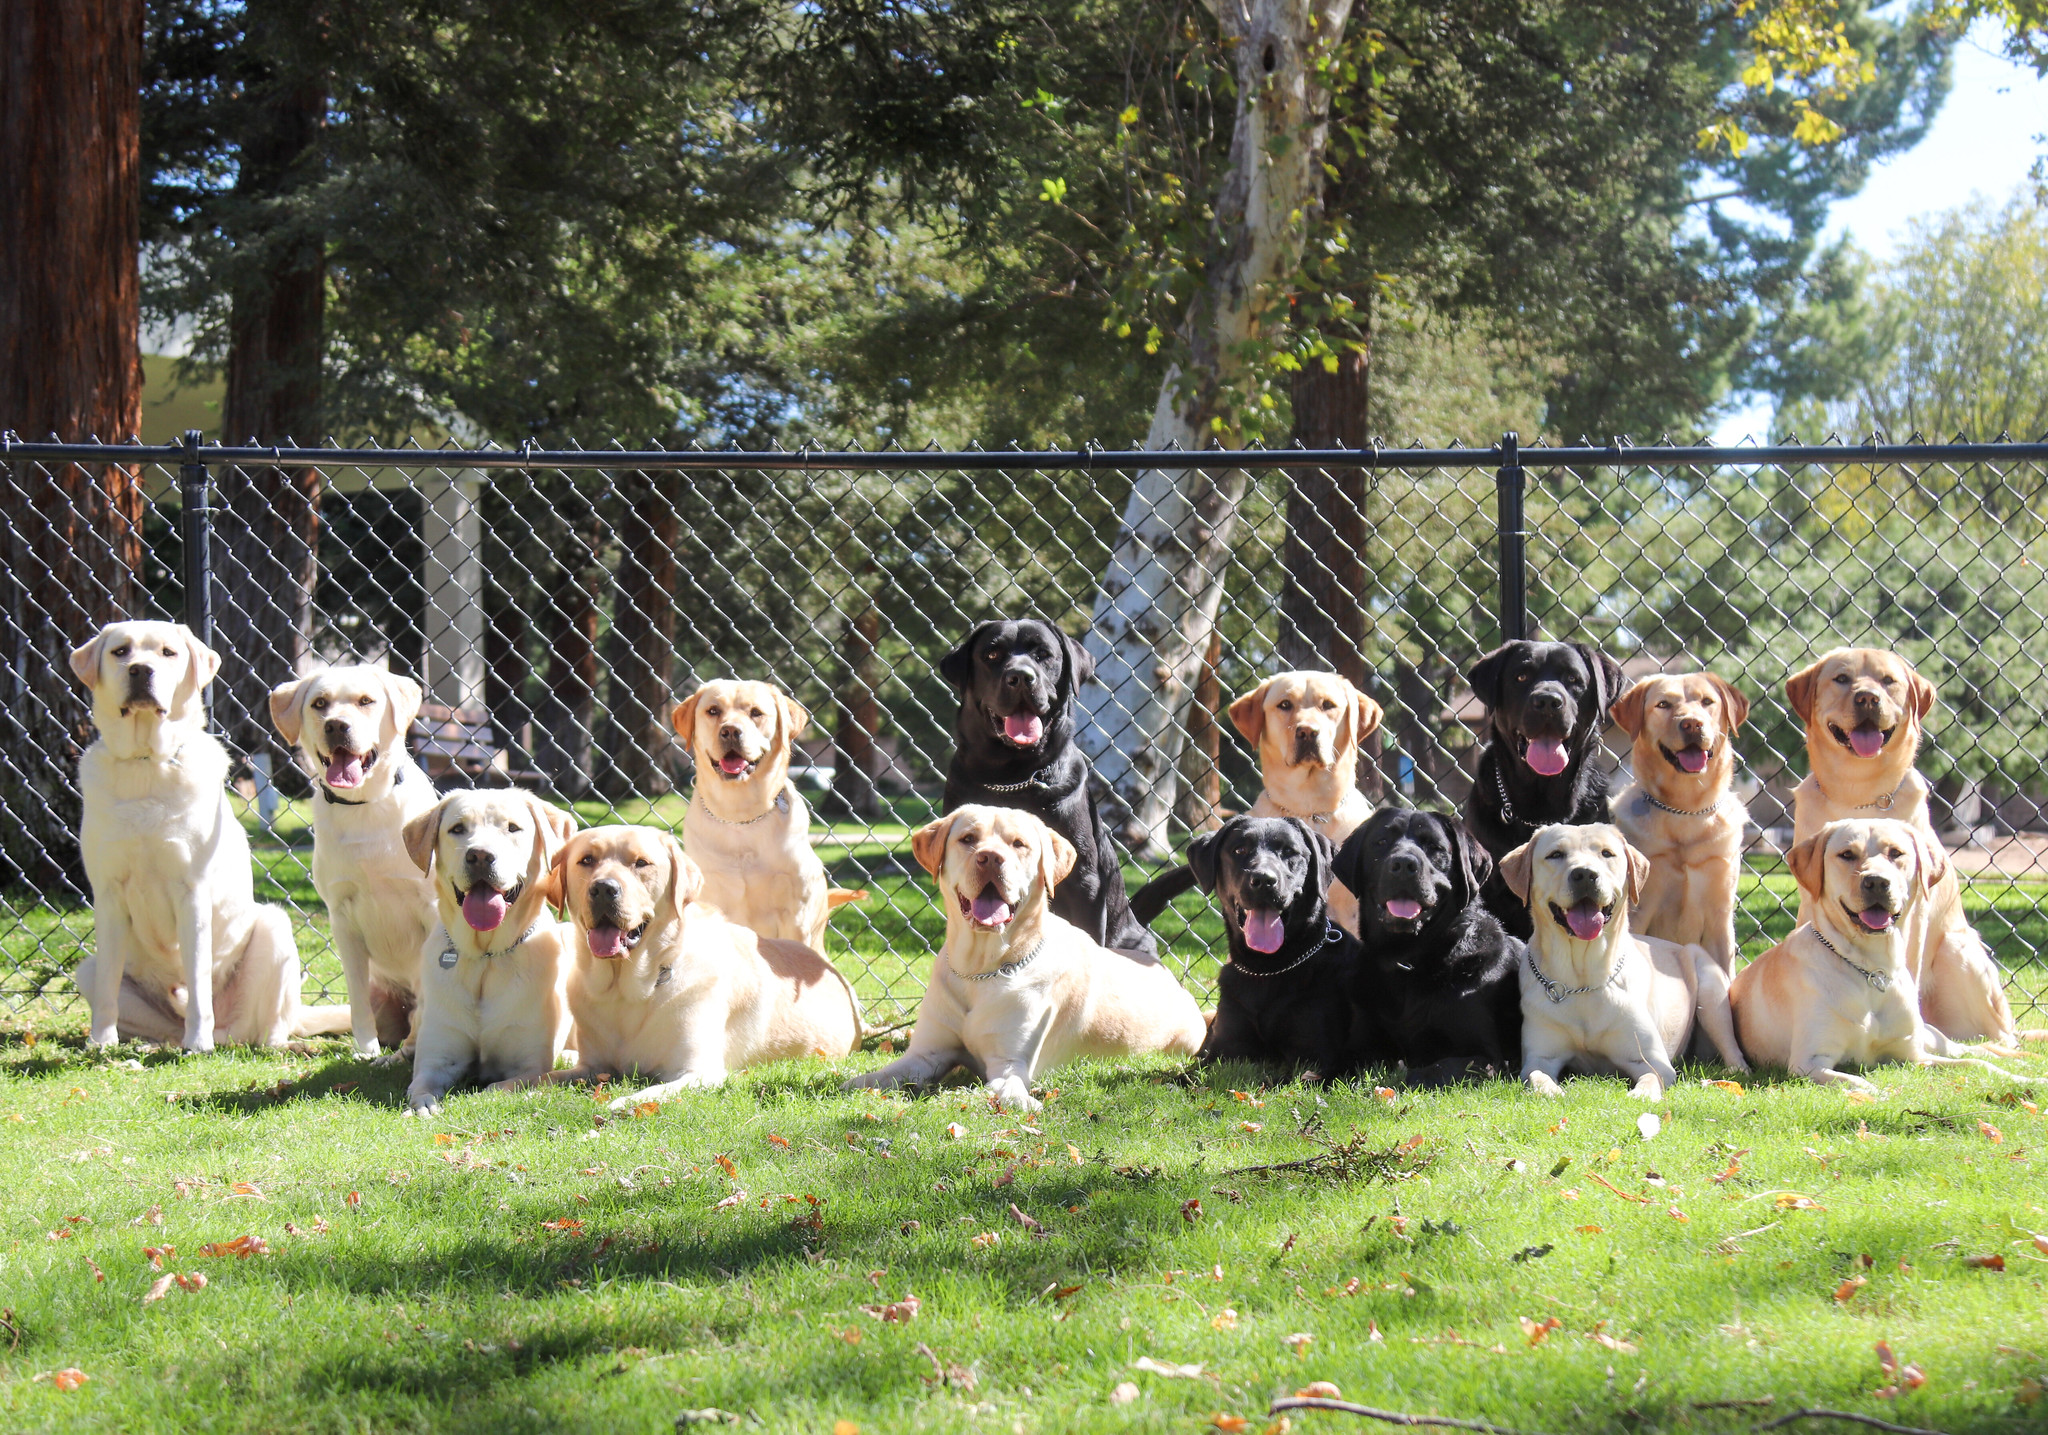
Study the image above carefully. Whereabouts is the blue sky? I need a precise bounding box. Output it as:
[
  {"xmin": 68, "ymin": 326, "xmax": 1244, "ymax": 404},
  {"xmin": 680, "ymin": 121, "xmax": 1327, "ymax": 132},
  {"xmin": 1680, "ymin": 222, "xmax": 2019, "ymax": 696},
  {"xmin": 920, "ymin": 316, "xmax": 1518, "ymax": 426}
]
[{"xmin": 1713, "ymin": 17, "xmax": 2048, "ymax": 441}]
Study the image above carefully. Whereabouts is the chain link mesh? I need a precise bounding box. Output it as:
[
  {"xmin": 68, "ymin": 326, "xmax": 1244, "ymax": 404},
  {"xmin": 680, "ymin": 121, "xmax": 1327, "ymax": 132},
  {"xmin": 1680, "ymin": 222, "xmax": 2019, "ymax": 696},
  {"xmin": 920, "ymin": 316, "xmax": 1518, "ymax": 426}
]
[{"xmin": 3, "ymin": 442, "xmax": 2043, "ymax": 1027}]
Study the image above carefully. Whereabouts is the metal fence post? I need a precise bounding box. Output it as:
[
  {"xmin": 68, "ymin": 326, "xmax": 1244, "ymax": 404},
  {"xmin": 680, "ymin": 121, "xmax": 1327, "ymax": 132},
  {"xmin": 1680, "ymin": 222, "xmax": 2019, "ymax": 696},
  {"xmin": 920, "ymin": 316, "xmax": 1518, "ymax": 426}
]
[
  {"xmin": 1495, "ymin": 431, "xmax": 1528, "ymax": 644},
  {"xmin": 178, "ymin": 428, "xmax": 215, "ymax": 651}
]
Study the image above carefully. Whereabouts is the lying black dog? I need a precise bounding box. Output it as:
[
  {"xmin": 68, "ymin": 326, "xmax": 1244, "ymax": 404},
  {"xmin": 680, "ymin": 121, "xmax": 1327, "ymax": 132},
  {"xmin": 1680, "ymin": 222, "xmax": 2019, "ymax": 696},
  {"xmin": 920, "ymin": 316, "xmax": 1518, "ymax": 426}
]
[
  {"xmin": 1335, "ymin": 807, "xmax": 1523, "ymax": 1083},
  {"xmin": 1461, "ymin": 640, "xmax": 1624, "ymax": 937},
  {"xmin": 1188, "ymin": 815, "xmax": 1387, "ymax": 1077},
  {"xmin": 940, "ymin": 618, "xmax": 1156, "ymax": 963}
]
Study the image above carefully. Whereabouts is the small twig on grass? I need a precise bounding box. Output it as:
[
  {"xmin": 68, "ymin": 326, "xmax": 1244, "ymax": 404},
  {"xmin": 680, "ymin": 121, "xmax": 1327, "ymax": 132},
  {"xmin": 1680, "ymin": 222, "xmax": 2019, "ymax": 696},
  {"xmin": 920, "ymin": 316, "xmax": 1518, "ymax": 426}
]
[
  {"xmin": 1219, "ymin": 1129, "xmax": 1434, "ymax": 1184},
  {"xmin": 1691, "ymin": 1397, "xmax": 1776, "ymax": 1409},
  {"xmin": 1267, "ymin": 1396, "xmax": 1549, "ymax": 1435},
  {"xmin": 1751, "ymin": 1409, "xmax": 1948, "ymax": 1435}
]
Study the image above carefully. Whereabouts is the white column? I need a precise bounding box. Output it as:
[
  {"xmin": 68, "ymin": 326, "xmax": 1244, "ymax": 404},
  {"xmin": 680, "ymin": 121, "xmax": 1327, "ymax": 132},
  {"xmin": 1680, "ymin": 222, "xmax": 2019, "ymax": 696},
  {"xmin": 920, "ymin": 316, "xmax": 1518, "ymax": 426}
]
[{"xmin": 420, "ymin": 468, "xmax": 485, "ymax": 713}]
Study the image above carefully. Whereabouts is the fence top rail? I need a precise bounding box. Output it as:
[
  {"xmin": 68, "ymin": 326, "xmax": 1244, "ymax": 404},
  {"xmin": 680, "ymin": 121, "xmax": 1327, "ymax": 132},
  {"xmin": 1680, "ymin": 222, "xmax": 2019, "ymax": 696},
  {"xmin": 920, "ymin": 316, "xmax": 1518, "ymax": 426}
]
[{"xmin": 8, "ymin": 434, "xmax": 2048, "ymax": 471}]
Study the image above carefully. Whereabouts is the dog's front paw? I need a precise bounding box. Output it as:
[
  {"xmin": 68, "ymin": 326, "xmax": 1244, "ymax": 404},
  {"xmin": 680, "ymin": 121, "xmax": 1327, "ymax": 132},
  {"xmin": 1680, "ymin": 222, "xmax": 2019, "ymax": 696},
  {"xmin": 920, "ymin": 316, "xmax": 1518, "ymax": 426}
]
[
  {"xmin": 370, "ymin": 1049, "xmax": 410, "ymax": 1069},
  {"xmin": 87, "ymin": 1025, "xmax": 121, "ymax": 1049},
  {"xmin": 1526, "ymin": 1070, "xmax": 1564, "ymax": 1098},
  {"xmin": 841, "ymin": 1071, "xmax": 886, "ymax": 1091},
  {"xmin": 1628, "ymin": 1074, "xmax": 1665, "ymax": 1101},
  {"xmin": 403, "ymin": 1093, "xmax": 443, "ymax": 1117},
  {"xmin": 181, "ymin": 1034, "xmax": 217, "ymax": 1056},
  {"xmin": 985, "ymin": 1080, "xmax": 1040, "ymax": 1113}
]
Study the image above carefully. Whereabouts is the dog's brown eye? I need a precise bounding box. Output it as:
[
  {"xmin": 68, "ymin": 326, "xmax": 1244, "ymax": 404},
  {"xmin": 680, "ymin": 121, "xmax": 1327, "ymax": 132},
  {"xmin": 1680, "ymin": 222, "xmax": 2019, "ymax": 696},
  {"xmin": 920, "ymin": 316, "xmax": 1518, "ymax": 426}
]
[
  {"xmin": 633, "ymin": 857, "xmax": 652, "ymax": 868},
  {"xmin": 506, "ymin": 823, "xmax": 522, "ymax": 834},
  {"xmin": 450, "ymin": 824, "xmax": 466, "ymax": 836},
  {"xmin": 312, "ymin": 698, "xmax": 327, "ymax": 710},
  {"xmin": 112, "ymin": 646, "xmax": 129, "ymax": 657},
  {"xmin": 1881, "ymin": 676, "xmax": 1897, "ymax": 686},
  {"xmin": 1012, "ymin": 839, "xmax": 1028, "ymax": 851},
  {"xmin": 1277, "ymin": 700, "xmax": 1292, "ymax": 710},
  {"xmin": 750, "ymin": 708, "xmax": 764, "ymax": 720},
  {"xmin": 577, "ymin": 854, "xmax": 597, "ymax": 868},
  {"xmin": 1834, "ymin": 674, "xmax": 1850, "ymax": 684},
  {"xmin": 706, "ymin": 707, "xmax": 720, "ymax": 717},
  {"xmin": 358, "ymin": 695, "xmax": 373, "ymax": 706}
]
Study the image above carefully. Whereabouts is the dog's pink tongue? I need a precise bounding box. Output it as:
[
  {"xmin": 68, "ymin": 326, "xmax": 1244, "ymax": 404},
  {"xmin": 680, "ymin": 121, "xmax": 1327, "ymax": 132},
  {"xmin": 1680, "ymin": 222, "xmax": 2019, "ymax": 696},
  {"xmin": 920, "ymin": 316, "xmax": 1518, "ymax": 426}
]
[
  {"xmin": 1243, "ymin": 909, "xmax": 1285, "ymax": 953},
  {"xmin": 970, "ymin": 891, "xmax": 1013, "ymax": 926},
  {"xmin": 462, "ymin": 887, "xmax": 508, "ymax": 932},
  {"xmin": 1860, "ymin": 907, "xmax": 1894, "ymax": 932},
  {"xmin": 325, "ymin": 752, "xmax": 365, "ymax": 788},
  {"xmin": 1848, "ymin": 726, "xmax": 1886, "ymax": 758},
  {"xmin": 1565, "ymin": 901, "xmax": 1606, "ymax": 942},
  {"xmin": 1386, "ymin": 898, "xmax": 1423, "ymax": 921},
  {"xmin": 1003, "ymin": 713, "xmax": 1044, "ymax": 746},
  {"xmin": 719, "ymin": 753, "xmax": 750, "ymax": 776},
  {"xmin": 588, "ymin": 924, "xmax": 629, "ymax": 958},
  {"xmin": 1675, "ymin": 747, "xmax": 1709, "ymax": 774},
  {"xmin": 1525, "ymin": 738, "xmax": 1569, "ymax": 777}
]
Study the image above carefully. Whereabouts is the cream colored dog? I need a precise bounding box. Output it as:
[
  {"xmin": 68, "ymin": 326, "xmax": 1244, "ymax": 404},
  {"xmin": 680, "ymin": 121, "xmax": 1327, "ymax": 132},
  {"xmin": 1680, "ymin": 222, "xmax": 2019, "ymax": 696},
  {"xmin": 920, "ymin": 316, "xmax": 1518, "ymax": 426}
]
[
  {"xmin": 1502, "ymin": 822, "xmax": 1747, "ymax": 1100},
  {"xmin": 844, "ymin": 805, "xmax": 1205, "ymax": 1111},
  {"xmin": 673, "ymin": 679, "xmax": 831, "ymax": 949},
  {"xmin": 1227, "ymin": 671, "xmax": 1384, "ymax": 934},
  {"xmin": 70, "ymin": 621, "xmax": 348, "ymax": 1051},
  {"xmin": 1732, "ymin": 818, "xmax": 2034, "ymax": 1089},
  {"xmin": 1610, "ymin": 672, "xmax": 1751, "ymax": 975},
  {"xmin": 1786, "ymin": 648, "xmax": 2016, "ymax": 1044},
  {"xmin": 538, "ymin": 825, "xmax": 862, "ymax": 1108},
  {"xmin": 401, "ymin": 792, "xmax": 577, "ymax": 1114},
  {"xmin": 270, "ymin": 665, "xmax": 437, "ymax": 1059}
]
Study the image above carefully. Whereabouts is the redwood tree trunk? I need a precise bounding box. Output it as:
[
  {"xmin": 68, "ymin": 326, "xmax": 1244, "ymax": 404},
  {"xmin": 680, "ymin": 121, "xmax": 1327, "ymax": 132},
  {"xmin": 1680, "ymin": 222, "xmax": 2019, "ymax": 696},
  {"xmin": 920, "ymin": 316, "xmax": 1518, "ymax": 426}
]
[
  {"xmin": 538, "ymin": 505, "xmax": 604, "ymax": 799},
  {"xmin": 0, "ymin": 0, "xmax": 145, "ymax": 893},
  {"xmin": 213, "ymin": 5, "xmax": 326, "ymax": 758},
  {"xmin": 608, "ymin": 471, "xmax": 680, "ymax": 797},
  {"xmin": 1279, "ymin": 338, "xmax": 1383, "ymax": 802},
  {"xmin": 1175, "ymin": 630, "xmax": 1225, "ymax": 833},
  {"xmin": 482, "ymin": 475, "xmax": 536, "ymax": 781},
  {"xmin": 834, "ymin": 594, "xmax": 882, "ymax": 820}
]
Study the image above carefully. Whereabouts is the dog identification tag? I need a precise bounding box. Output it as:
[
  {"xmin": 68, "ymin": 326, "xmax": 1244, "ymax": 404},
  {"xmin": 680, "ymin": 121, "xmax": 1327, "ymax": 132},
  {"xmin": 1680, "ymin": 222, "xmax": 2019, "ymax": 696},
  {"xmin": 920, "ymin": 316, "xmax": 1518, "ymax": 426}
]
[{"xmin": 439, "ymin": 947, "xmax": 458, "ymax": 970}]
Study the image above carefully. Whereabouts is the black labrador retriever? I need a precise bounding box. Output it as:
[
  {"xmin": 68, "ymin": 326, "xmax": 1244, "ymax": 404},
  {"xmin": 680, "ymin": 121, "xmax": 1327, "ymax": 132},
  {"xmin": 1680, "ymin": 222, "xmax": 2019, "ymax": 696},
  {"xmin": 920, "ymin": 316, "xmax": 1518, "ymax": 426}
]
[
  {"xmin": 1188, "ymin": 815, "xmax": 1387, "ymax": 1077},
  {"xmin": 1335, "ymin": 807, "xmax": 1523, "ymax": 1084},
  {"xmin": 940, "ymin": 618, "xmax": 1156, "ymax": 963},
  {"xmin": 1461, "ymin": 640, "xmax": 1624, "ymax": 937}
]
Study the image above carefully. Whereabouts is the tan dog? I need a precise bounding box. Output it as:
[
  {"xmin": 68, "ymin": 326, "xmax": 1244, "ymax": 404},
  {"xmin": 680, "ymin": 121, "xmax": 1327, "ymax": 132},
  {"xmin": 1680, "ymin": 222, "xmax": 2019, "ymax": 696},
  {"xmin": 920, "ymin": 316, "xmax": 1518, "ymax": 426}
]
[
  {"xmin": 1503, "ymin": 823, "xmax": 1746, "ymax": 1100},
  {"xmin": 673, "ymin": 679, "xmax": 831, "ymax": 949},
  {"xmin": 1786, "ymin": 648, "xmax": 2016, "ymax": 1044},
  {"xmin": 71, "ymin": 621, "xmax": 348, "ymax": 1050},
  {"xmin": 1227, "ymin": 671, "xmax": 1384, "ymax": 934},
  {"xmin": 538, "ymin": 825, "xmax": 862, "ymax": 1108},
  {"xmin": 270, "ymin": 665, "xmax": 437, "ymax": 1059},
  {"xmin": 1609, "ymin": 672, "xmax": 1750, "ymax": 975},
  {"xmin": 401, "ymin": 792, "xmax": 578, "ymax": 1114},
  {"xmin": 843, "ymin": 806, "xmax": 1205, "ymax": 1111},
  {"xmin": 1732, "ymin": 819, "xmax": 2034, "ymax": 1089}
]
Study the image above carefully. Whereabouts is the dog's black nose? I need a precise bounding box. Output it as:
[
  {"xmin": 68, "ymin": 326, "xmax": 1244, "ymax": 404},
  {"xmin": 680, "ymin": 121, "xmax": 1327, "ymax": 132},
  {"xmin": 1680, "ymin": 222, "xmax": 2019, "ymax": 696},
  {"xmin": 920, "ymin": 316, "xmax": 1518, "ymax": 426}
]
[
  {"xmin": 1677, "ymin": 716, "xmax": 1704, "ymax": 738},
  {"xmin": 1003, "ymin": 668, "xmax": 1035, "ymax": 689},
  {"xmin": 1858, "ymin": 872, "xmax": 1891, "ymax": 899},
  {"xmin": 128, "ymin": 662, "xmax": 151, "ymax": 678},
  {"xmin": 1385, "ymin": 851, "xmax": 1420, "ymax": 877},
  {"xmin": 1567, "ymin": 865, "xmax": 1599, "ymax": 887},
  {"xmin": 464, "ymin": 846, "xmax": 491, "ymax": 867},
  {"xmin": 323, "ymin": 718, "xmax": 350, "ymax": 738},
  {"xmin": 589, "ymin": 878, "xmax": 620, "ymax": 902},
  {"xmin": 1246, "ymin": 868, "xmax": 1279, "ymax": 893},
  {"xmin": 1529, "ymin": 689, "xmax": 1563, "ymax": 714},
  {"xmin": 1852, "ymin": 689, "xmax": 1882, "ymax": 711}
]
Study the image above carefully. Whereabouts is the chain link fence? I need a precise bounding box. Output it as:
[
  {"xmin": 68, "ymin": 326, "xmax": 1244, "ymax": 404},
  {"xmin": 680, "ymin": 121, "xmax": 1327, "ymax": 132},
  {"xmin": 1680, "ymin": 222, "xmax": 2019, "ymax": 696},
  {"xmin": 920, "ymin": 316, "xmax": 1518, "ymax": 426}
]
[{"xmin": 5, "ymin": 434, "xmax": 2046, "ymax": 1027}]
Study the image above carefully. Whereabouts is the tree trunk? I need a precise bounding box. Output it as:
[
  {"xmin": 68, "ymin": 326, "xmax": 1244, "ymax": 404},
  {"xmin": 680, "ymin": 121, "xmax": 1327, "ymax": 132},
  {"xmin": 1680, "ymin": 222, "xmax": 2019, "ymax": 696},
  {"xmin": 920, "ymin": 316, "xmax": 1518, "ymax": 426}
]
[
  {"xmin": 1279, "ymin": 335, "xmax": 1383, "ymax": 803},
  {"xmin": 1175, "ymin": 630, "xmax": 1226, "ymax": 833},
  {"xmin": 537, "ymin": 503, "xmax": 604, "ymax": 799},
  {"xmin": 482, "ymin": 476, "xmax": 536, "ymax": 782},
  {"xmin": 607, "ymin": 471, "xmax": 681, "ymax": 797},
  {"xmin": 213, "ymin": 4, "xmax": 325, "ymax": 758},
  {"xmin": 834, "ymin": 594, "xmax": 883, "ymax": 820},
  {"xmin": 1079, "ymin": 0, "xmax": 1354, "ymax": 858},
  {"xmin": 0, "ymin": 0, "xmax": 144, "ymax": 894}
]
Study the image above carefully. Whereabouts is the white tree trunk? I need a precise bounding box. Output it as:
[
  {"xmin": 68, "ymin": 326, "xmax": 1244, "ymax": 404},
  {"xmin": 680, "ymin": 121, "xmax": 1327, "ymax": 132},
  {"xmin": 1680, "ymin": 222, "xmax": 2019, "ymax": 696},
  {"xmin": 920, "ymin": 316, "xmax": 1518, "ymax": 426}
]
[{"xmin": 1079, "ymin": 0, "xmax": 1353, "ymax": 858}]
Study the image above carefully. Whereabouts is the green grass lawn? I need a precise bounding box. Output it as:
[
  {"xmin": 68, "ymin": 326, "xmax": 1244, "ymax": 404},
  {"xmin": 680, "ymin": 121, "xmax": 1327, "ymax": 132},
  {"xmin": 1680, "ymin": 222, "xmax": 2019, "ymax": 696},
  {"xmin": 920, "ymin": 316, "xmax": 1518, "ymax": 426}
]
[{"xmin": 1, "ymin": 1034, "xmax": 2047, "ymax": 1433}]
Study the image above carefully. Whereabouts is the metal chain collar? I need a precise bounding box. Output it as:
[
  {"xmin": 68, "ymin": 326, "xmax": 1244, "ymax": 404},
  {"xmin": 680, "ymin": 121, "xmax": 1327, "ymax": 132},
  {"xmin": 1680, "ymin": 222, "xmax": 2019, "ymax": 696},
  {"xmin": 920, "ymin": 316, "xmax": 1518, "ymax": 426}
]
[
  {"xmin": 950, "ymin": 936, "xmax": 1047, "ymax": 982},
  {"xmin": 1526, "ymin": 943, "xmax": 1627, "ymax": 1003},
  {"xmin": 1226, "ymin": 921, "xmax": 1342, "ymax": 979},
  {"xmin": 1850, "ymin": 775, "xmax": 1909, "ymax": 812},
  {"xmin": 696, "ymin": 785, "xmax": 792, "ymax": 827},
  {"xmin": 1811, "ymin": 926, "xmax": 1892, "ymax": 991},
  {"xmin": 439, "ymin": 919, "xmax": 542, "ymax": 970}
]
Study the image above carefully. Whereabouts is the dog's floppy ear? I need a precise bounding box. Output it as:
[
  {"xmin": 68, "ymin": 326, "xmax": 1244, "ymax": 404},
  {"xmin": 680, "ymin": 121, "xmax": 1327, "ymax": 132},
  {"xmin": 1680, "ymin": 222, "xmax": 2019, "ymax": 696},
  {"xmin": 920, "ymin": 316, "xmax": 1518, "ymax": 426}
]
[
  {"xmin": 538, "ymin": 835, "xmax": 577, "ymax": 914},
  {"xmin": 1623, "ymin": 841, "xmax": 1652, "ymax": 910},
  {"xmin": 1349, "ymin": 685, "xmax": 1385, "ymax": 750},
  {"xmin": 177, "ymin": 624, "xmax": 221, "ymax": 692},
  {"xmin": 1497, "ymin": 839, "xmax": 1536, "ymax": 903},
  {"xmin": 402, "ymin": 799, "xmax": 450, "ymax": 876},
  {"xmin": 1187, "ymin": 825, "xmax": 1229, "ymax": 894},
  {"xmin": 1058, "ymin": 626, "xmax": 1094, "ymax": 703},
  {"xmin": 1608, "ymin": 678, "xmax": 1651, "ymax": 740},
  {"xmin": 383, "ymin": 671, "xmax": 425, "ymax": 747},
  {"xmin": 1227, "ymin": 679, "xmax": 1272, "ymax": 745},
  {"xmin": 777, "ymin": 689, "xmax": 811, "ymax": 743},
  {"xmin": 1707, "ymin": 673, "xmax": 1750, "ymax": 735},
  {"xmin": 1450, "ymin": 818, "xmax": 1494, "ymax": 912},
  {"xmin": 671, "ymin": 688, "xmax": 703, "ymax": 742},
  {"xmin": 526, "ymin": 795, "xmax": 579, "ymax": 865},
  {"xmin": 268, "ymin": 675, "xmax": 313, "ymax": 746},
  {"xmin": 1903, "ymin": 661, "xmax": 1937, "ymax": 723},
  {"xmin": 1302, "ymin": 825, "xmax": 1337, "ymax": 900},
  {"xmin": 1906, "ymin": 826, "xmax": 1948, "ymax": 907},
  {"xmin": 1039, "ymin": 826, "xmax": 1079, "ymax": 898},
  {"xmin": 68, "ymin": 629, "xmax": 111, "ymax": 690},
  {"xmin": 937, "ymin": 624, "xmax": 989, "ymax": 692},
  {"xmin": 1785, "ymin": 829, "xmax": 1828, "ymax": 900},
  {"xmin": 1575, "ymin": 644, "xmax": 1624, "ymax": 725},
  {"xmin": 1466, "ymin": 645, "xmax": 1512, "ymax": 711},
  {"xmin": 1330, "ymin": 820, "xmax": 1373, "ymax": 902},
  {"xmin": 1784, "ymin": 657, "xmax": 1825, "ymax": 725},
  {"xmin": 664, "ymin": 832, "xmax": 705, "ymax": 909},
  {"xmin": 910, "ymin": 812, "xmax": 957, "ymax": 878}
]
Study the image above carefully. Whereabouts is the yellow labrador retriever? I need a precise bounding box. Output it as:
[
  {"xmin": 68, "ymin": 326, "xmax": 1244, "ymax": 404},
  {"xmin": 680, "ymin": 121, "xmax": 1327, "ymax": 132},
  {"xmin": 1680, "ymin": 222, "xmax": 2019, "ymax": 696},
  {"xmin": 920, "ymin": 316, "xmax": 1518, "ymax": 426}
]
[
  {"xmin": 1785, "ymin": 648, "xmax": 2016, "ymax": 1044},
  {"xmin": 1502, "ymin": 823, "xmax": 1746, "ymax": 1100},
  {"xmin": 673, "ymin": 679, "xmax": 831, "ymax": 949},
  {"xmin": 71, "ymin": 621, "xmax": 348, "ymax": 1050},
  {"xmin": 538, "ymin": 825, "xmax": 862, "ymax": 1109},
  {"xmin": 270, "ymin": 665, "xmax": 438, "ymax": 1059},
  {"xmin": 844, "ymin": 805, "xmax": 1206, "ymax": 1111},
  {"xmin": 401, "ymin": 792, "xmax": 578, "ymax": 1114},
  {"xmin": 1609, "ymin": 672, "xmax": 1751, "ymax": 975},
  {"xmin": 1732, "ymin": 818, "xmax": 2034, "ymax": 1089},
  {"xmin": 1226, "ymin": 671, "xmax": 1384, "ymax": 934}
]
